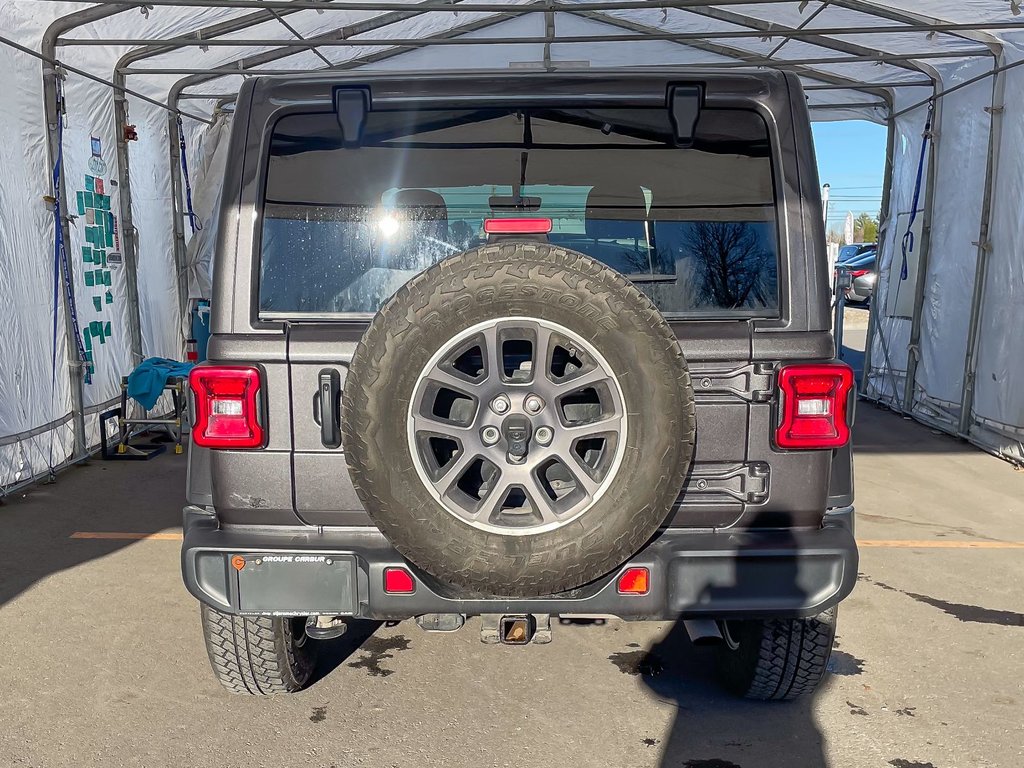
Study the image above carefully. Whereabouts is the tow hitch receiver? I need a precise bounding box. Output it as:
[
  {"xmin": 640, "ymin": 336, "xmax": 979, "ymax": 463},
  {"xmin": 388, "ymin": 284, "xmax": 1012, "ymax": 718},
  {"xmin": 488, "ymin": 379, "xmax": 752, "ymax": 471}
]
[{"xmin": 481, "ymin": 614, "xmax": 552, "ymax": 645}]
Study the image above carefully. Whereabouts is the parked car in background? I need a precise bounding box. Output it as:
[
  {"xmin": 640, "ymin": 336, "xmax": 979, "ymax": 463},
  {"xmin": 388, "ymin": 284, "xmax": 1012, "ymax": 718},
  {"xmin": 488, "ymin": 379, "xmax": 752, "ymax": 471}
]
[{"xmin": 835, "ymin": 244, "xmax": 877, "ymax": 304}]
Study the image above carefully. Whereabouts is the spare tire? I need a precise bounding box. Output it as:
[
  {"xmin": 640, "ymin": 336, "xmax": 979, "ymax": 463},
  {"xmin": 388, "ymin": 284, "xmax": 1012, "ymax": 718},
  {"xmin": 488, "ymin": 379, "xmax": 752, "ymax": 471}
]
[{"xmin": 342, "ymin": 243, "xmax": 695, "ymax": 597}]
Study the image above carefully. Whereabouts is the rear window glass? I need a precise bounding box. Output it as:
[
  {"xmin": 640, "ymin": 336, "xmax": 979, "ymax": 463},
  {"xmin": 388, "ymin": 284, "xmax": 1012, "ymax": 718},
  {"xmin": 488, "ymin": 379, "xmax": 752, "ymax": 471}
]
[{"xmin": 259, "ymin": 106, "xmax": 779, "ymax": 317}]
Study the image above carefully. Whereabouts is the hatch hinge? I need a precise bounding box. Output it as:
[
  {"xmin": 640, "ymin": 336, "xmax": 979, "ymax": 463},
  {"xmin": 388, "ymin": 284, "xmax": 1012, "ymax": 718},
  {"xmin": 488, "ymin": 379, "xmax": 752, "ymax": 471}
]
[
  {"xmin": 684, "ymin": 462, "xmax": 770, "ymax": 504},
  {"xmin": 691, "ymin": 363, "xmax": 775, "ymax": 402}
]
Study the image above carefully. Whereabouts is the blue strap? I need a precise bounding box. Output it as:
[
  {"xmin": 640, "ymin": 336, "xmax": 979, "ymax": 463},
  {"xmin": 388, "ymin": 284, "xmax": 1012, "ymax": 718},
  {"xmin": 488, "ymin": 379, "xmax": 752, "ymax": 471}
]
[
  {"xmin": 51, "ymin": 77, "xmax": 90, "ymax": 387},
  {"xmin": 900, "ymin": 105, "xmax": 933, "ymax": 281},
  {"xmin": 177, "ymin": 116, "xmax": 202, "ymax": 234}
]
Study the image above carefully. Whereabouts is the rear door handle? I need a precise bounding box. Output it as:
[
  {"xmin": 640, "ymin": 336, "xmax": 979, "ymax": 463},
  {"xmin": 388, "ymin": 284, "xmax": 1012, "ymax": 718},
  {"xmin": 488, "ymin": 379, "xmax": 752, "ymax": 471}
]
[{"xmin": 312, "ymin": 368, "xmax": 342, "ymax": 449}]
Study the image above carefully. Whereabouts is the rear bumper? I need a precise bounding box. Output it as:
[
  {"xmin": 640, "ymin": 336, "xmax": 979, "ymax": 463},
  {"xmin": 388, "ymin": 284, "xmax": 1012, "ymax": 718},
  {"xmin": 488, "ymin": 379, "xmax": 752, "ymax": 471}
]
[{"xmin": 181, "ymin": 506, "xmax": 858, "ymax": 621}]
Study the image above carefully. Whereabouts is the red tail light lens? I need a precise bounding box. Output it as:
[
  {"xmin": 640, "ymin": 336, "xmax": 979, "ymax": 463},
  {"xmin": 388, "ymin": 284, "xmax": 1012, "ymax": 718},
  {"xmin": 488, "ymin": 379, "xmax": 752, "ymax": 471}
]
[
  {"xmin": 848, "ymin": 269, "xmax": 870, "ymax": 278},
  {"xmin": 383, "ymin": 567, "xmax": 416, "ymax": 594},
  {"xmin": 189, "ymin": 366, "xmax": 264, "ymax": 449},
  {"xmin": 776, "ymin": 364, "xmax": 854, "ymax": 450},
  {"xmin": 483, "ymin": 217, "xmax": 553, "ymax": 235},
  {"xmin": 617, "ymin": 567, "xmax": 650, "ymax": 595}
]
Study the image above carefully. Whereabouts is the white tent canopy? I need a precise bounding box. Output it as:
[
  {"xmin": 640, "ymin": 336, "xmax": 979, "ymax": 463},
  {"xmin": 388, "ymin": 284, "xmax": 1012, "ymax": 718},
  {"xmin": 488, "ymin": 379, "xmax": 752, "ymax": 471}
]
[{"xmin": 2, "ymin": 0, "xmax": 1023, "ymax": 494}]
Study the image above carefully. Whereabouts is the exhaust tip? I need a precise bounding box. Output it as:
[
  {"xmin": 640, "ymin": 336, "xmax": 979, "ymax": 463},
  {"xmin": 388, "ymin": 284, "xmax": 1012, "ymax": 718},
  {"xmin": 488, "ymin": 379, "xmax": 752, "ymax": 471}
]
[{"xmin": 683, "ymin": 619, "xmax": 724, "ymax": 646}]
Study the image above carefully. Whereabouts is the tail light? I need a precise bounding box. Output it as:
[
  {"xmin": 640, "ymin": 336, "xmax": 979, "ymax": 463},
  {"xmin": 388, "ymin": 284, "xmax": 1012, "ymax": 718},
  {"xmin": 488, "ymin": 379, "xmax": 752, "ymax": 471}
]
[
  {"xmin": 848, "ymin": 269, "xmax": 870, "ymax": 278},
  {"xmin": 189, "ymin": 366, "xmax": 264, "ymax": 449},
  {"xmin": 483, "ymin": 217, "xmax": 552, "ymax": 235},
  {"xmin": 775, "ymin": 364, "xmax": 854, "ymax": 450}
]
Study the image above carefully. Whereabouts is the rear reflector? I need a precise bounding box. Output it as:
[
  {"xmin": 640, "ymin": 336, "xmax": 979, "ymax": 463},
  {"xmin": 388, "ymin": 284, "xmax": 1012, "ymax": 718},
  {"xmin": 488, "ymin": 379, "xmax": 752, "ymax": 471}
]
[
  {"xmin": 775, "ymin": 364, "xmax": 854, "ymax": 450},
  {"xmin": 483, "ymin": 217, "xmax": 552, "ymax": 235},
  {"xmin": 617, "ymin": 567, "xmax": 650, "ymax": 595},
  {"xmin": 189, "ymin": 366, "xmax": 264, "ymax": 449},
  {"xmin": 383, "ymin": 567, "xmax": 416, "ymax": 594}
]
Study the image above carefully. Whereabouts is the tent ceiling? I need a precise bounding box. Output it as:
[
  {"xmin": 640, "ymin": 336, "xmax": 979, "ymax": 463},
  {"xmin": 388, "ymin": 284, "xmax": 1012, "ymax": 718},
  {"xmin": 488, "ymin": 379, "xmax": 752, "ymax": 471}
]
[{"xmin": 24, "ymin": 0, "xmax": 1024, "ymax": 121}]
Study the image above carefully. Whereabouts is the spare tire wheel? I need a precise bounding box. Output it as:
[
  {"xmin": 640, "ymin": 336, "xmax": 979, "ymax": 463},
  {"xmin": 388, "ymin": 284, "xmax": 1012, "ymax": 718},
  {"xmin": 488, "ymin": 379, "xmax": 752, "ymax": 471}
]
[{"xmin": 342, "ymin": 243, "xmax": 695, "ymax": 597}]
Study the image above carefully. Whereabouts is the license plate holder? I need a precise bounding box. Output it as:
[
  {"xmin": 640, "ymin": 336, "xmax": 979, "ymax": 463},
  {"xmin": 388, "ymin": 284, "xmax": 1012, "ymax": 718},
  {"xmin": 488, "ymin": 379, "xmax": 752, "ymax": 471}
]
[{"xmin": 233, "ymin": 553, "xmax": 357, "ymax": 616}]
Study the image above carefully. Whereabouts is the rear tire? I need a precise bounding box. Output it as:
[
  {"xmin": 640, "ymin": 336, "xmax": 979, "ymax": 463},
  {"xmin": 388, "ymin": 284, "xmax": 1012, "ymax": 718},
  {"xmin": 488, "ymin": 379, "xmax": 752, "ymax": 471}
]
[
  {"xmin": 716, "ymin": 608, "xmax": 836, "ymax": 701},
  {"xmin": 200, "ymin": 604, "xmax": 317, "ymax": 695}
]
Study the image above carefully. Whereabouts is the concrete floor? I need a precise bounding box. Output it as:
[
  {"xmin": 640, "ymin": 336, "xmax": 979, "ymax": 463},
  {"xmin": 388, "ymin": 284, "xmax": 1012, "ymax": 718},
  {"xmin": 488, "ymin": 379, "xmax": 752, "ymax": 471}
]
[{"xmin": 1, "ymin": 379, "xmax": 1022, "ymax": 766}]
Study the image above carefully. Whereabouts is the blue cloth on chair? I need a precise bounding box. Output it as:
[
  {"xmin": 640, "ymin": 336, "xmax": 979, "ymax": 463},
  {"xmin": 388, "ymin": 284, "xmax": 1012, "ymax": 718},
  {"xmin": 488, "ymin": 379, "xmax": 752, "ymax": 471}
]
[{"xmin": 127, "ymin": 357, "xmax": 194, "ymax": 410}]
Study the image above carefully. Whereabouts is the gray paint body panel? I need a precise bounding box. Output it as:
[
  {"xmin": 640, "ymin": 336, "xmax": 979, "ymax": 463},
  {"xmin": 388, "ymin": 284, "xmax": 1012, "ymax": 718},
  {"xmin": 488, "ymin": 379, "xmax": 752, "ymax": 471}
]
[{"xmin": 186, "ymin": 69, "xmax": 855, "ymax": 616}]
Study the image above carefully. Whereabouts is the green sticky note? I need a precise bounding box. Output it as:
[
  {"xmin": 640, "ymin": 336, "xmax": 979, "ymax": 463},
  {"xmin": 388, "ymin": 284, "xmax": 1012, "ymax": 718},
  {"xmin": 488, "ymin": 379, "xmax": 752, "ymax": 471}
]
[
  {"xmin": 83, "ymin": 333, "xmax": 92, "ymax": 351},
  {"xmin": 84, "ymin": 271, "xmax": 95, "ymax": 287},
  {"xmin": 82, "ymin": 247, "xmax": 92, "ymax": 263},
  {"xmin": 102, "ymin": 270, "xmax": 112, "ymax": 286},
  {"xmin": 103, "ymin": 321, "xmax": 111, "ymax": 336},
  {"xmin": 85, "ymin": 176, "xmax": 95, "ymax": 192},
  {"xmin": 97, "ymin": 331, "xmax": 106, "ymax": 346},
  {"xmin": 100, "ymin": 195, "xmax": 110, "ymax": 211},
  {"xmin": 92, "ymin": 269, "xmax": 103, "ymax": 284},
  {"xmin": 93, "ymin": 296, "xmax": 102, "ymax": 312},
  {"xmin": 105, "ymin": 228, "xmax": 114, "ymax": 248},
  {"xmin": 84, "ymin": 191, "xmax": 94, "ymax": 209},
  {"xmin": 85, "ymin": 350, "xmax": 93, "ymax": 362},
  {"xmin": 76, "ymin": 191, "xmax": 86, "ymax": 215},
  {"xmin": 89, "ymin": 320, "xmax": 101, "ymax": 335},
  {"xmin": 105, "ymin": 291, "xmax": 113, "ymax": 305},
  {"xmin": 98, "ymin": 250, "xmax": 106, "ymax": 266},
  {"xmin": 107, "ymin": 211, "xmax": 115, "ymax": 230}
]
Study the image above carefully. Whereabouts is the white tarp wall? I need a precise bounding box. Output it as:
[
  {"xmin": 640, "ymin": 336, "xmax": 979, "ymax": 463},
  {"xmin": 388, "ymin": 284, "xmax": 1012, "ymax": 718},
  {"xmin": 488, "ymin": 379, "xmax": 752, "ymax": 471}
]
[
  {"xmin": 866, "ymin": 41, "xmax": 1024, "ymax": 463},
  {"xmin": 1, "ymin": 0, "xmax": 1024, "ymax": 493}
]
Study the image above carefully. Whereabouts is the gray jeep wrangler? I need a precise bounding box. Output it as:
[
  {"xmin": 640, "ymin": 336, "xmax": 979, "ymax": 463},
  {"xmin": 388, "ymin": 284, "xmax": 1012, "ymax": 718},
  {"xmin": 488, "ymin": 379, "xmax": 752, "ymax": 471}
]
[{"xmin": 183, "ymin": 69, "xmax": 857, "ymax": 700}]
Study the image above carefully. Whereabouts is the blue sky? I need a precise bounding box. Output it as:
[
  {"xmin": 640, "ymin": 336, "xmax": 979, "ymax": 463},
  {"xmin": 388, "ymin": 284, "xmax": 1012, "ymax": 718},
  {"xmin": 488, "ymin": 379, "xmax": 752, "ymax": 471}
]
[{"xmin": 811, "ymin": 120, "xmax": 887, "ymax": 234}]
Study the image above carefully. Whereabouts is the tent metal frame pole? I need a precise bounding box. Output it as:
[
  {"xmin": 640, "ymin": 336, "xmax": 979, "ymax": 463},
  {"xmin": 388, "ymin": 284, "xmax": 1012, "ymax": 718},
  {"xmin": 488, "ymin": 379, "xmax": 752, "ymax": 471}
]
[
  {"xmin": 135, "ymin": 3, "xmax": 476, "ymax": 333},
  {"xmin": 163, "ymin": 4, "xmax": 523, "ymax": 318},
  {"xmin": 891, "ymin": 55, "xmax": 1024, "ymax": 120},
  {"xmin": 804, "ymin": 82, "xmax": 932, "ymax": 90},
  {"xmin": 571, "ymin": 9, "xmax": 898, "ymax": 109},
  {"xmin": 39, "ymin": 3, "xmax": 139, "ymax": 463},
  {"xmin": 901, "ymin": 97, "xmax": 942, "ymax": 414},
  {"xmin": 166, "ymin": 110, "xmax": 192, "ymax": 334},
  {"xmin": 154, "ymin": 0, "xmax": 465, "ymax": 94},
  {"xmin": 859, "ymin": 114, "xmax": 896, "ymax": 396},
  {"xmin": 119, "ymin": 2, "xmax": 465, "ymax": 330},
  {"xmin": 32, "ymin": 0, "xmax": 1024, "ymax": 41},
  {"xmin": 126, "ymin": 47, "xmax": 990, "ymax": 76},
  {"xmin": 24, "ymin": 0, "xmax": 872, "ymax": 12},
  {"xmin": 668, "ymin": 6, "xmax": 942, "ymax": 82},
  {"xmin": 958, "ymin": 56, "xmax": 1008, "ymax": 438},
  {"xmin": 63, "ymin": 32, "xmax": 1001, "ymax": 53},
  {"xmin": 109, "ymin": 74, "xmax": 146, "ymax": 367},
  {"xmin": 829, "ymin": 0, "xmax": 1004, "ymax": 50},
  {"xmin": 116, "ymin": 15, "xmax": 263, "ymax": 348}
]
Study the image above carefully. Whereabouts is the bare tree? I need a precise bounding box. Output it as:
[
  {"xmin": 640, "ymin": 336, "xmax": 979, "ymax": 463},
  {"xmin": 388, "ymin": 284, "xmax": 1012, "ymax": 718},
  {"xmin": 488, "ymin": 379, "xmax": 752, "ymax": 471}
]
[{"xmin": 684, "ymin": 221, "xmax": 774, "ymax": 309}]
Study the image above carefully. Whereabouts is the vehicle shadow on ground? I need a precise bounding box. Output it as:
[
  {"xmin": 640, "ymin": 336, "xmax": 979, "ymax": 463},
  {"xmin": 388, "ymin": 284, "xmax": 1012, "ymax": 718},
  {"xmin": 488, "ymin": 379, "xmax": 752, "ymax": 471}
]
[
  {"xmin": 307, "ymin": 619, "xmax": 387, "ymax": 686},
  {"xmin": 0, "ymin": 451, "xmax": 186, "ymax": 609},
  {"xmin": 643, "ymin": 513, "xmax": 830, "ymax": 768},
  {"xmin": 642, "ymin": 624, "xmax": 830, "ymax": 768}
]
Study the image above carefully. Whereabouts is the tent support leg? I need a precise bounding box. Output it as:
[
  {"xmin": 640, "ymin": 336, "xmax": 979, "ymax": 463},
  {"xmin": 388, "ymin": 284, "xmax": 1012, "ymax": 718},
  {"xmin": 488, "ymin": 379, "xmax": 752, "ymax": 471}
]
[
  {"xmin": 860, "ymin": 113, "xmax": 896, "ymax": 396},
  {"xmin": 167, "ymin": 103, "xmax": 190, "ymax": 338},
  {"xmin": 901, "ymin": 98, "xmax": 942, "ymax": 414},
  {"xmin": 111, "ymin": 75, "xmax": 146, "ymax": 367},
  {"xmin": 40, "ymin": 4, "xmax": 135, "ymax": 462},
  {"xmin": 958, "ymin": 57, "xmax": 1007, "ymax": 437}
]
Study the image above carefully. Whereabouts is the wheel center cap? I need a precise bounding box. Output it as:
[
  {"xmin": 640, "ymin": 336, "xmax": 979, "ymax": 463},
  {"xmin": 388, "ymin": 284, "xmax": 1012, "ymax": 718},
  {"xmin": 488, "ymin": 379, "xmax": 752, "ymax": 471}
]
[{"xmin": 501, "ymin": 414, "xmax": 533, "ymax": 464}]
